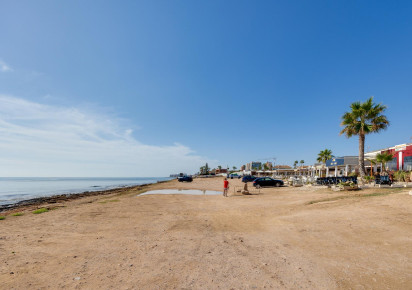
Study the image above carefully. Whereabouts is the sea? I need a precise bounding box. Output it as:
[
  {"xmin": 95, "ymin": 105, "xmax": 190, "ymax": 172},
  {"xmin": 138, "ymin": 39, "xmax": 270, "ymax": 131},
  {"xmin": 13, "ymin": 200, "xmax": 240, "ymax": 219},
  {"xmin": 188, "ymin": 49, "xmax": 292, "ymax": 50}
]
[{"xmin": 0, "ymin": 177, "xmax": 172, "ymax": 206}]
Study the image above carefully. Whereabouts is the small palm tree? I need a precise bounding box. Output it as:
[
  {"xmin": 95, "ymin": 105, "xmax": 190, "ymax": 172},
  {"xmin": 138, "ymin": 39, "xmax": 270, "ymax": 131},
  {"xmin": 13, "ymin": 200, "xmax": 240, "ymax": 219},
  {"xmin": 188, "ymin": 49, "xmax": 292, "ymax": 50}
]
[
  {"xmin": 300, "ymin": 160, "xmax": 304, "ymax": 167},
  {"xmin": 232, "ymin": 166, "xmax": 237, "ymax": 171},
  {"xmin": 340, "ymin": 97, "xmax": 389, "ymax": 179},
  {"xmin": 317, "ymin": 149, "xmax": 333, "ymax": 164},
  {"xmin": 317, "ymin": 149, "xmax": 333, "ymax": 177},
  {"xmin": 293, "ymin": 160, "xmax": 298, "ymax": 168},
  {"xmin": 376, "ymin": 152, "xmax": 394, "ymax": 172}
]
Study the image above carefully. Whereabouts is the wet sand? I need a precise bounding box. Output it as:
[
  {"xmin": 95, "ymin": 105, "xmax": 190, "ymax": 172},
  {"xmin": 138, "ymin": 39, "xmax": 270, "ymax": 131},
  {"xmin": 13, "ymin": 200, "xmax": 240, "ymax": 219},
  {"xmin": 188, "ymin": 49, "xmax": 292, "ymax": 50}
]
[{"xmin": 1, "ymin": 177, "xmax": 411, "ymax": 289}]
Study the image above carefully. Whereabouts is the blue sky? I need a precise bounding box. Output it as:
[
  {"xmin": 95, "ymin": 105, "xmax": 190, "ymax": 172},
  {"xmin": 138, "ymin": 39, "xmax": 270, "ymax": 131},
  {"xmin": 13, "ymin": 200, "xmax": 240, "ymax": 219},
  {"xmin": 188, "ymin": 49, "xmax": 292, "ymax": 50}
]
[{"xmin": 0, "ymin": 0, "xmax": 411, "ymax": 176}]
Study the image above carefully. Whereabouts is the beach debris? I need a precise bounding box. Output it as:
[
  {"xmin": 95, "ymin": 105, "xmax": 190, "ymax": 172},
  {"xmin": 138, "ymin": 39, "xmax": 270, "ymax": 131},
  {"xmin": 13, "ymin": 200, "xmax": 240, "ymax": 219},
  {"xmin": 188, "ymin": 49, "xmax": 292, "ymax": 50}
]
[
  {"xmin": 74, "ymin": 277, "xmax": 80, "ymax": 281},
  {"xmin": 242, "ymin": 183, "xmax": 251, "ymax": 195}
]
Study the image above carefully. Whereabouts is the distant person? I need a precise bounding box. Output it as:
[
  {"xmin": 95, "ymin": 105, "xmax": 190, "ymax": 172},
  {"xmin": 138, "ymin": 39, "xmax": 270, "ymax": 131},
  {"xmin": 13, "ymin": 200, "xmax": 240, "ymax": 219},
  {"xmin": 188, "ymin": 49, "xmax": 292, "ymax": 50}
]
[{"xmin": 223, "ymin": 178, "xmax": 229, "ymax": 197}]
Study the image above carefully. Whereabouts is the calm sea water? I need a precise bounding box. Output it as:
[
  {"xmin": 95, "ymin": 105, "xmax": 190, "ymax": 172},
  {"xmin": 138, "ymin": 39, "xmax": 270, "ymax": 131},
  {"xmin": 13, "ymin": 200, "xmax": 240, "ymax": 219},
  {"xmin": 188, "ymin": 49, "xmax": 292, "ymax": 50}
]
[{"xmin": 0, "ymin": 177, "xmax": 172, "ymax": 205}]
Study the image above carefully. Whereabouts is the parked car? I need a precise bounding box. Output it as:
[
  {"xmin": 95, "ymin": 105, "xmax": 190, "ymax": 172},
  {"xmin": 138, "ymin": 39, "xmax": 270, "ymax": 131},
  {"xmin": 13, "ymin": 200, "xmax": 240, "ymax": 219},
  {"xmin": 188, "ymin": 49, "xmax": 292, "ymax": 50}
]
[
  {"xmin": 253, "ymin": 177, "xmax": 283, "ymax": 188},
  {"xmin": 242, "ymin": 175, "xmax": 257, "ymax": 183},
  {"xmin": 229, "ymin": 174, "xmax": 241, "ymax": 179},
  {"xmin": 178, "ymin": 176, "xmax": 193, "ymax": 182}
]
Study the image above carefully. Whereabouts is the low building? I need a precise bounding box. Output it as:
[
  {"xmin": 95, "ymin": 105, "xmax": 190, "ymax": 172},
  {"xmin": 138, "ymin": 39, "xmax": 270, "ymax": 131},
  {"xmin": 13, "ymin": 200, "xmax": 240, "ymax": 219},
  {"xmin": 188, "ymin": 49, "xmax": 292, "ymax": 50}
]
[
  {"xmin": 324, "ymin": 156, "xmax": 364, "ymax": 177},
  {"xmin": 365, "ymin": 143, "xmax": 412, "ymax": 171},
  {"xmin": 273, "ymin": 165, "xmax": 292, "ymax": 170},
  {"xmin": 215, "ymin": 168, "xmax": 228, "ymax": 174}
]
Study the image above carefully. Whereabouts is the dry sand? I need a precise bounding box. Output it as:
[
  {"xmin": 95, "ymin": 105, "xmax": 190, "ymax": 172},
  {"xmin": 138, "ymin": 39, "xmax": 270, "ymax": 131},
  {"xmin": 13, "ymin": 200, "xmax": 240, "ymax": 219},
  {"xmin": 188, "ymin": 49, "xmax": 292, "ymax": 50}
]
[{"xmin": 1, "ymin": 177, "xmax": 411, "ymax": 289}]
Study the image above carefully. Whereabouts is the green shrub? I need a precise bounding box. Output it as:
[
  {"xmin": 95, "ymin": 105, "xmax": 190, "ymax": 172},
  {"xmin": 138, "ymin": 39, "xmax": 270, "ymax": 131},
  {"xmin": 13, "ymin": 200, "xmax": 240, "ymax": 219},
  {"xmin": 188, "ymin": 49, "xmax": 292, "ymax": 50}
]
[
  {"xmin": 0, "ymin": 216, "xmax": 5, "ymax": 220},
  {"xmin": 338, "ymin": 181, "xmax": 357, "ymax": 188},
  {"xmin": 12, "ymin": 212, "xmax": 24, "ymax": 216},
  {"xmin": 394, "ymin": 170, "xmax": 407, "ymax": 182},
  {"xmin": 33, "ymin": 208, "xmax": 49, "ymax": 214}
]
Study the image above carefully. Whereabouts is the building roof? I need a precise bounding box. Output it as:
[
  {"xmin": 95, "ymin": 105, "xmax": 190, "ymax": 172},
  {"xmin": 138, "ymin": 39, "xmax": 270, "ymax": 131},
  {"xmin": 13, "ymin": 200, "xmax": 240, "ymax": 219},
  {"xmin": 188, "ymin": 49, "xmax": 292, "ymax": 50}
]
[
  {"xmin": 274, "ymin": 165, "xmax": 292, "ymax": 169},
  {"xmin": 366, "ymin": 142, "xmax": 412, "ymax": 154}
]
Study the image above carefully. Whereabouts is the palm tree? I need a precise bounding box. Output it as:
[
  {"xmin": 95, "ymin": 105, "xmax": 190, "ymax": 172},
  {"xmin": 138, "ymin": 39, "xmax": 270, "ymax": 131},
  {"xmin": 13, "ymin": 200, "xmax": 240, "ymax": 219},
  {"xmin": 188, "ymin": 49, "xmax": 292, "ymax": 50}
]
[
  {"xmin": 317, "ymin": 149, "xmax": 333, "ymax": 177},
  {"xmin": 293, "ymin": 160, "xmax": 298, "ymax": 168},
  {"xmin": 232, "ymin": 166, "xmax": 237, "ymax": 171},
  {"xmin": 376, "ymin": 152, "xmax": 394, "ymax": 172},
  {"xmin": 300, "ymin": 160, "xmax": 304, "ymax": 167},
  {"xmin": 340, "ymin": 97, "xmax": 389, "ymax": 179},
  {"xmin": 317, "ymin": 149, "xmax": 333, "ymax": 164}
]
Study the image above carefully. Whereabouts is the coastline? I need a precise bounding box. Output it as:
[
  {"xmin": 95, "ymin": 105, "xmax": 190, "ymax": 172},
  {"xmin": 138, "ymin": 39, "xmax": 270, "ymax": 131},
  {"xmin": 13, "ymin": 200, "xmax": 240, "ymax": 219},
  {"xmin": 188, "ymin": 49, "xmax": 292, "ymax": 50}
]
[{"xmin": 0, "ymin": 179, "xmax": 171, "ymax": 214}]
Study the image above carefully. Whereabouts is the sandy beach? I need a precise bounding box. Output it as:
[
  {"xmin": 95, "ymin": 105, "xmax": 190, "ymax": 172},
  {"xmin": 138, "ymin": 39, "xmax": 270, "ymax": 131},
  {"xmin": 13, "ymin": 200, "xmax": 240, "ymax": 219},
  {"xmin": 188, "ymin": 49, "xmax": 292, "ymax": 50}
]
[{"xmin": 1, "ymin": 177, "xmax": 411, "ymax": 289}]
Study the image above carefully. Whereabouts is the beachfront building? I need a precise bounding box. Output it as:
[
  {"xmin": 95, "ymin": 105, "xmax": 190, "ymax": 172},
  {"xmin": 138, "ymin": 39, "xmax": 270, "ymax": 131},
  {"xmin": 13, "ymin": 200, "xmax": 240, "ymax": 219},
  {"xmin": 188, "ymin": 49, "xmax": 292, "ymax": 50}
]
[
  {"xmin": 365, "ymin": 143, "xmax": 412, "ymax": 172},
  {"xmin": 245, "ymin": 162, "xmax": 262, "ymax": 171},
  {"xmin": 313, "ymin": 163, "xmax": 327, "ymax": 177},
  {"xmin": 272, "ymin": 165, "xmax": 293, "ymax": 177},
  {"xmin": 272, "ymin": 165, "xmax": 314, "ymax": 178},
  {"xmin": 215, "ymin": 168, "xmax": 228, "ymax": 174},
  {"xmin": 324, "ymin": 156, "xmax": 362, "ymax": 177},
  {"xmin": 296, "ymin": 165, "xmax": 313, "ymax": 176}
]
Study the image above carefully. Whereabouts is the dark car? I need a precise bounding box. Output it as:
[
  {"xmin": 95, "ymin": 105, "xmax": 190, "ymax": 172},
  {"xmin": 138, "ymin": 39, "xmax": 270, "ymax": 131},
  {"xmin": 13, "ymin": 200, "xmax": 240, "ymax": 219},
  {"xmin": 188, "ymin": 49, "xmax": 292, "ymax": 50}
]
[
  {"xmin": 178, "ymin": 176, "xmax": 193, "ymax": 182},
  {"xmin": 242, "ymin": 175, "xmax": 257, "ymax": 183},
  {"xmin": 253, "ymin": 177, "xmax": 283, "ymax": 188}
]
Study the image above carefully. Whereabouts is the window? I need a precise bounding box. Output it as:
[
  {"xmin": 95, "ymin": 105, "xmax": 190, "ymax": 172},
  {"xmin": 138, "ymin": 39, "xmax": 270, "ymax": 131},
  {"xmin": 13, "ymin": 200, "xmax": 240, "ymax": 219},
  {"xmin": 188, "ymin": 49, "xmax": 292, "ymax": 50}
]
[
  {"xmin": 404, "ymin": 156, "xmax": 412, "ymax": 171},
  {"xmin": 386, "ymin": 157, "xmax": 397, "ymax": 171}
]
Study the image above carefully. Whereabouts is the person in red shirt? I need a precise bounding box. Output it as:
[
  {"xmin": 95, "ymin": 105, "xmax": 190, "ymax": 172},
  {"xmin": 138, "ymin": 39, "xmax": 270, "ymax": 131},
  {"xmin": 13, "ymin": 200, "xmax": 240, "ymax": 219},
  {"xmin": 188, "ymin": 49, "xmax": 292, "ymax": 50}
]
[{"xmin": 223, "ymin": 178, "xmax": 229, "ymax": 197}]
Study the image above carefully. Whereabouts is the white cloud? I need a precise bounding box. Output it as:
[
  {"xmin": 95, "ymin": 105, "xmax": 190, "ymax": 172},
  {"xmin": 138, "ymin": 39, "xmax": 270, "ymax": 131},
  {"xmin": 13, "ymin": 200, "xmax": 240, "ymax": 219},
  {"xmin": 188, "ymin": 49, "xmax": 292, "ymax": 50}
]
[
  {"xmin": 0, "ymin": 60, "xmax": 12, "ymax": 72},
  {"xmin": 0, "ymin": 95, "xmax": 213, "ymax": 177}
]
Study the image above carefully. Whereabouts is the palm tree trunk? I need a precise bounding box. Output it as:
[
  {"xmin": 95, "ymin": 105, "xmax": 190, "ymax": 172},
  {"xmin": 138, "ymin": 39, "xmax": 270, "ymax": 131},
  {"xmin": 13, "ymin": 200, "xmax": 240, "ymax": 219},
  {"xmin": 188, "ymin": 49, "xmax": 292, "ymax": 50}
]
[{"xmin": 359, "ymin": 134, "xmax": 366, "ymax": 179}]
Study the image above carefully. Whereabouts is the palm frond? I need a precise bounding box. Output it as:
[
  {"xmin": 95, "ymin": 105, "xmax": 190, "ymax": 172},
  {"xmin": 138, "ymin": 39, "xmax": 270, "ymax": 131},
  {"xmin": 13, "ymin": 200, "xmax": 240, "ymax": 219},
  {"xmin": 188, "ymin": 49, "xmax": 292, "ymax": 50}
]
[{"xmin": 340, "ymin": 97, "xmax": 389, "ymax": 137}]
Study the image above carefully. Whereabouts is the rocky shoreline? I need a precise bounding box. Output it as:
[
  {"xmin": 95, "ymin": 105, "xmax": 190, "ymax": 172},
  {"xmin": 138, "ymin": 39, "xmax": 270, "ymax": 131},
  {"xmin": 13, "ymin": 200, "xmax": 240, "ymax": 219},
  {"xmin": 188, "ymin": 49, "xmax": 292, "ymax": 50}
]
[{"xmin": 0, "ymin": 180, "xmax": 169, "ymax": 213}]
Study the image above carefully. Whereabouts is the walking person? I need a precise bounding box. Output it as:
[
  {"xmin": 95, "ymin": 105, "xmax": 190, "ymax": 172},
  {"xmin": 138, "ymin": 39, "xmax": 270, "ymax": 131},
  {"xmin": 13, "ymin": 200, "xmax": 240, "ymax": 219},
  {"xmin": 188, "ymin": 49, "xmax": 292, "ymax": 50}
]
[{"xmin": 223, "ymin": 178, "xmax": 229, "ymax": 197}]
